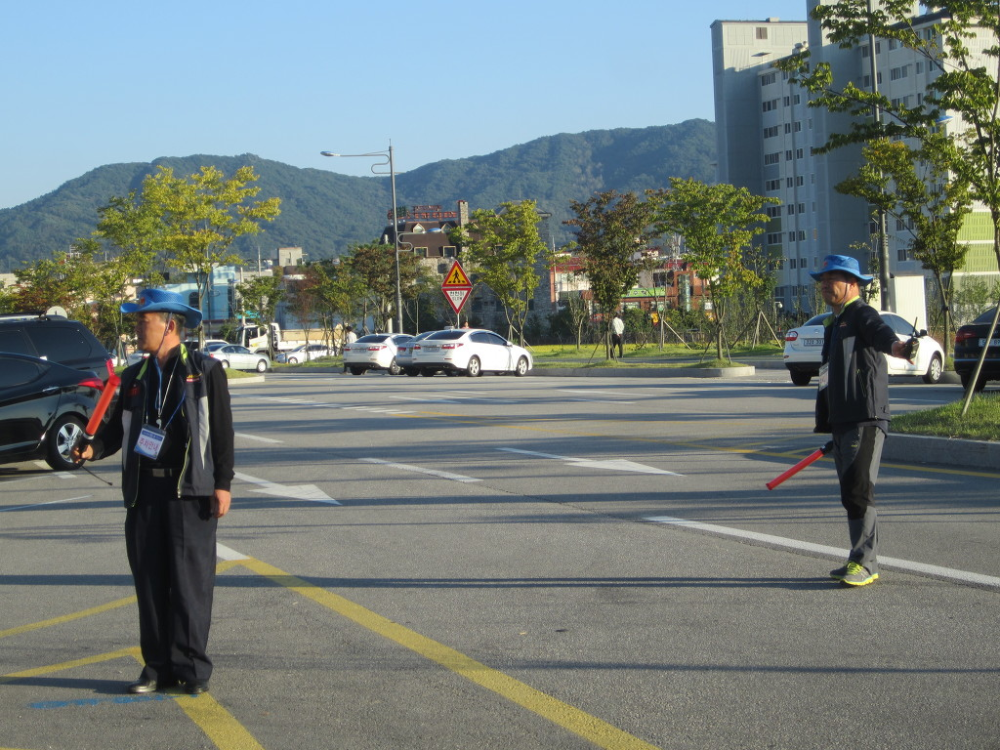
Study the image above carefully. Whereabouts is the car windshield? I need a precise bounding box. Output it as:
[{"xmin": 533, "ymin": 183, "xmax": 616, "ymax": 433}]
[
  {"xmin": 427, "ymin": 330, "xmax": 466, "ymax": 341},
  {"xmin": 802, "ymin": 313, "xmax": 829, "ymax": 326},
  {"xmin": 356, "ymin": 334, "xmax": 389, "ymax": 343}
]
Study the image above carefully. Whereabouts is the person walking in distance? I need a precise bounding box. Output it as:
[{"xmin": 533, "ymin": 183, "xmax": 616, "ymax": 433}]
[
  {"xmin": 812, "ymin": 256, "xmax": 915, "ymax": 587},
  {"xmin": 611, "ymin": 313, "xmax": 625, "ymax": 359},
  {"xmin": 342, "ymin": 325, "xmax": 358, "ymax": 372},
  {"xmin": 74, "ymin": 289, "xmax": 234, "ymax": 693}
]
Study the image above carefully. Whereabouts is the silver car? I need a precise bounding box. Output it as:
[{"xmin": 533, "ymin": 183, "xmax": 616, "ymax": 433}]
[{"xmin": 208, "ymin": 345, "xmax": 271, "ymax": 372}]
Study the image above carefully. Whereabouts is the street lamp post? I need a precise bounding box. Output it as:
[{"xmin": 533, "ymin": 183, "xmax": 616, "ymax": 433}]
[{"xmin": 320, "ymin": 144, "xmax": 404, "ymax": 334}]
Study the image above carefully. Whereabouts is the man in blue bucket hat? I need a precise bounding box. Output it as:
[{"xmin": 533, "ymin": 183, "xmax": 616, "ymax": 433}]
[
  {"xmin": 811, "ymin": 255, "xmax": 916, "ymax": 587},
  {"xmin": 75, "ymin": 288, "xmax": 234, "ymax": 693}
]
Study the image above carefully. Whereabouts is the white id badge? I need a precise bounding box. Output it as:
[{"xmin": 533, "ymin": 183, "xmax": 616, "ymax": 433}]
[
  {"xmin": 817, "ymin": 363, "xmax": 829, "ymax": 391},
  {"xmin": 135, "ymin": 425, "xmax": 167, "ymax": 459}
]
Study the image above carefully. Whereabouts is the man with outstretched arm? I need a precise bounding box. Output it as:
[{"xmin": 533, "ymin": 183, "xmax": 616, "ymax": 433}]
[{"xmin": 812, "ymin": 255, "xmax": 915, "ymax": 587}]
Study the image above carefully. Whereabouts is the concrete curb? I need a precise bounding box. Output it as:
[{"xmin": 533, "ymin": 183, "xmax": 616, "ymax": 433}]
[
  {"xmin": 227, "ymin": 375, "xmax": 267, "ymax": 385},
  {"xmin": 883, "ymin": 433, "xmax": 1000, "ymax": 471}
]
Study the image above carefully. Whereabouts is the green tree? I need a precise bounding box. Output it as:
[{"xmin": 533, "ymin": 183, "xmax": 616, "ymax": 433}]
[
  {"xmin": 837, "ymin": 138, "xmax": 972, "ymax": 358},
  {"xmin": 648, "ymin": 178, "xmax": 776, "ymax": 361},
  {"xmin": 139, "ymin": 165, "xmax": 281, "ymax": 341},
  {"xmin": 563, "ymin": 190, "xmax": 658, "ymax": 359},
  {"xmin": 449, "ymin": 200, "xmax": 548, "ymax": 343},
  {"xmin": 346, "ymin": 243, "xmax": 423, "ymax": 333},
  {"xmin": 236, "ymin": 275, "xmax": 286, "ymax": 358}
]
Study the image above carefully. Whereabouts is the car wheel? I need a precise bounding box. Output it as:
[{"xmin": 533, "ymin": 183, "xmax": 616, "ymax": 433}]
[
  {"xmin": 220, "ymin": 360, "xmax": 230, "ymax": 369},
  {"xmin": 466, "ymin": 356, "xmax": 482, "ymax": 377},
  {"xmin": 789, "ymin": 370, "xmax": 812, "ymax": 386},
  {"xmin": 514, "ymin": 357, "xmax": 529, "ymax": 377},
  {"xmin": 256, "ymin": 359, "xmax": 268, "ymax": 373},
  {"xmin": 287, "ymin": 357, "xmax": 299, "ymax": 365},
  {"xmin": 959, "ymin": 370, "xmax": 986, "ymax": 392},
  {"xmin": 923, "ymin": 354, "xmax": 943, "ymax": 384},
  {"xmin": 350, "ymin": 367, "xmax": 365, "ymax": 375},
  {"xmin": 46, "ymin": 414, "xmax": 85, "ymax": 471},
  {"xmin": 405, "ymin": 368, "xmax": 419, "ymax": 377},
  {"xmin": 388, "ymin": 358, "xmax": 402, "ymax": 376},
  {"xmin": 420, "ymin": 369, "xmax": 436, "ymax": 377}
]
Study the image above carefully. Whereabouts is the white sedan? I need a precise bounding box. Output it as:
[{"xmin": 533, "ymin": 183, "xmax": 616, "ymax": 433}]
[
  {"xmin": 276, "ymin": 343, "xmax": 332, "ymax": 365},
  {"xmin": 411, "ymin": 328, "xmax": 532, "ymax": 377},
  {"xmin": 208, "ymin": 345, "xmax": 271, "ymax": 373},
  {"xmin": 342, "ymin": 333, "xmax": 413, "ymax": 375},
  {"xmin": 783, "ymin": 310, "xmax": 945, "ymax": 386}
]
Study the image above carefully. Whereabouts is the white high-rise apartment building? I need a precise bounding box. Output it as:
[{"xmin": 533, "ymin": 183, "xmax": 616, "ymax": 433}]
[{"xmin": 712, "ymin": 1, "xmax": 993, "ymax": 319}]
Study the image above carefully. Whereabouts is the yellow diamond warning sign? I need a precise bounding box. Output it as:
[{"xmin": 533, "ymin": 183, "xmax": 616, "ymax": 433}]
[
  {"xmin": 442, "ymin": 261, "xmax": 471, "ymax": 288},
  {"xmin": 441, "ymin": 261, "xmax": 472, "ymax": 314}
]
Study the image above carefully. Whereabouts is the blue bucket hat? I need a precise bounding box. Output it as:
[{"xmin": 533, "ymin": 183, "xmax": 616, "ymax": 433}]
[
  {"xmin": 810, "ymin": 254, "xmax": 874, "ymax": 285},
  {"xmin": 120, "ymin": 288, "xmax": 203, "ymax": 328}
]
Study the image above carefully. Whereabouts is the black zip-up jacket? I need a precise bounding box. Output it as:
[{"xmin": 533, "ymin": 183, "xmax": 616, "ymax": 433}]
[
  {"xmin": 91, "ymin": 344, "xmax": 234, "ymax": 507},
  {"xmin": 821, "ymin": 297, "xmax": 899, "ymax": 428}
]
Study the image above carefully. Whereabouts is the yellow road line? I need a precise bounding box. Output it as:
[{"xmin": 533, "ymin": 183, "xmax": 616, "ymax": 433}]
[
  {"xmin": 0, "ymin": 596, "xmax": 137, "ymax": 640},
  {"xmin": 3, "ymin": 645, "xmax": 263, "ymax": 750},
  {"xmin": 0, "ymin": 646, "xmax": 139, "ymax": 683},
  {"xmin": 239, "ymin": 556, "xmax": 660, "ymax": 750},
  {"xmin": 0, "ymin": 559, "xmax": 243, "ymax": 640},
  {"xmin": 175, "ymin": 693, "xmax": 265, "ymax": 750}
]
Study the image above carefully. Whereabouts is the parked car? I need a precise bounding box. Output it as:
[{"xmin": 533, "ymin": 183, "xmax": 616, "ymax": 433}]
[
  {"xmin": 954, "ymin": 307, "xmax": 1000, "ymax": 390},
  {"xmin": 276, "ymin": 343, "xmax": 332, "ymax": 365},
  {"xmin": 0, "ymin": 311, "xmax": 114, "ymax": 381},
  {"xmin": 208, "ymin": 344, "xmax": 271, "ymax": 372},
  {"xmin": 183, "ymin": 338, "xmax": 229, "ymax": 352},
  {"xmin": 0, "ymin": 352, "xmax": 103, "ymax": 471},
  {"xmin": 783, "ymin": 310, "xmax": 945, "ymax": 386},
  {"xmin": 395, "ymin": 331, "xmax": 439, "ymax": 376},
  {"xmin": 410, "ymin": 328, "xmax": 532, "ymax": 377},
  {"xmin": 342, "ymin": 333, "xmax": 413, "ymax": 375}
]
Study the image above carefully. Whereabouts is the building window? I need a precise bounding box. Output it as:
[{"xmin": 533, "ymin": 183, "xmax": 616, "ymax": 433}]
[
  {"xmin": 764, "ymin": 125, "xmax": 780, "ymax": 138},
  {"xmin": 761, "ymin": 72, "xmax": 777, "ymax": 86},
  {"xmin": 415, "ymin": 246, "xmax": 428, "ymax": 257},
  {"xmin": 766, "ymin": 179, "xmax": 782, "ymax": 191},
  {"xmin": 756, "ymin": 27, "xmax": 768, "ymax": 40},
  {"xmin": 793, "ymin": 121, "xmax": 803, "ymax": 132},
  {"xmin": 764, "ymin": 152, "xmax": 780, "ymax": 165},
  {"xmin": 763, "ymin": 99, "xmax": 779, "ymax": 112},
  {"xmin": 443, "ymin": 246, "xmax": 457, "ymax": 258},
  {"xmin": 796, "ymin": 148, "xmax": 804, "ymax": 159}
]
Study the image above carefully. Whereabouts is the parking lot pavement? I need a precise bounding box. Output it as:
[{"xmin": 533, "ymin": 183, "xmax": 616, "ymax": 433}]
[{"xmin": 4, "ymin": 375, "xmax": 1000, "ymax": 749}]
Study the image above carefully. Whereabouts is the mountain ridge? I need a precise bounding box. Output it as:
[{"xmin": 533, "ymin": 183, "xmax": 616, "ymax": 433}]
[{"xmin": 0, "ymin": 119, "xmax": 716, "ymax": 267}]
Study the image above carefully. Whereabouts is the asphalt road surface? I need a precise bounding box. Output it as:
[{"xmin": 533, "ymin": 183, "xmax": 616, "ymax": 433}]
[{"xmin": 3, "ymin": 371, "xmax": 998, "ymax": 750}]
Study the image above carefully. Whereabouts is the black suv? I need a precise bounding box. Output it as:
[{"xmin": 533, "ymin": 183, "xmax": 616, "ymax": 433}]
[{"xmin": 0, "ymin": 311, "xmax": 113, "ymax": 380}]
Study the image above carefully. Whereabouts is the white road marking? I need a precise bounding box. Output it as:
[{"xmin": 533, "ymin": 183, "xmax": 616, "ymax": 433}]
[
  {"xmin": 645, "ymin": 515, "xmax": 1000, "ymax": 589},
  {"xmin": 216, "ymin": 543, "xmax": 250, "ymax": 561},
  {"xmin": 0, "ymin": 495, "xmax": 92, "ymax": 512},
  {"xmin": 235, "ymin": 432, "xmax": 284, "ymax": 444},
  {"xmin": 359, "ymin": 458, "xmax": 481, "ymax": 483},
  {"xmin": 234, "ymin": 471, "xmax": 340, "ymax": 504},
  {"xmin": 499, "ymin": 448, "xmax": 682, "ymax": 476}
]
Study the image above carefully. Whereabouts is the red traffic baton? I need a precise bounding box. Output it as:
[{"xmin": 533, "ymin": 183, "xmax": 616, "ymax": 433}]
[
  {"xmin": 84, "ymin": 373, "xmax": 120, "ymax": 440},
  {"xmin": 766, "ymin": 440, "xmax": 834, "ymax": 490}
]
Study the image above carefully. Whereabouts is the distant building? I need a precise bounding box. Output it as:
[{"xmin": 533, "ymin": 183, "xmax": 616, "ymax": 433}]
[{"xmin": 711, "ymin": 2, "xmax": 996, "ymax": 324}]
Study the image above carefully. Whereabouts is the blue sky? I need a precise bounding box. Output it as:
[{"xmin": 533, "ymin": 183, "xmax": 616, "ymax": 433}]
[{"xmin": 0, "ymin": 0, "xmax": 807, "ymax": 210}]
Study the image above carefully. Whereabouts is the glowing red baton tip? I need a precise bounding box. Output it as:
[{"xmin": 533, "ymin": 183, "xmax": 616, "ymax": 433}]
[
  {"xmin": 766, "ymin": 441, "xmax": 833, "ymax": 490},
  {"xmin": 84, "ymin": 373, "xmax": 120, "ymax": 439}
]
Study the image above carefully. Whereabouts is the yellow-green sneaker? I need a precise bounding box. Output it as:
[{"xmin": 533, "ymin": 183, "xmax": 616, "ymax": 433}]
[{"xmin": 840, "ymin": 561, "xmax": 878, "ymax": 587}]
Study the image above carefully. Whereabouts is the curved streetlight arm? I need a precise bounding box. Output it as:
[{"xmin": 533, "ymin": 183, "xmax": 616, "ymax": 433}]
[{"xmin": 320, "ymin": 146, "xmax": 404, "ymax": 334}]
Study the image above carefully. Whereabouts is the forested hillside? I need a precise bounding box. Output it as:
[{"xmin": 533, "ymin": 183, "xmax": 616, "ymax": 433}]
[{"xmin": 0, "ymin": 120, "xmax": 715, "ymax": 267}]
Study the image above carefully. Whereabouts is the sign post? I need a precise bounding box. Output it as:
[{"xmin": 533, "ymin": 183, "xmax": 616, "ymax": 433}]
[{"xmin": 441, "ymin": 260, "xmax": 472, "ymax": 317}]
